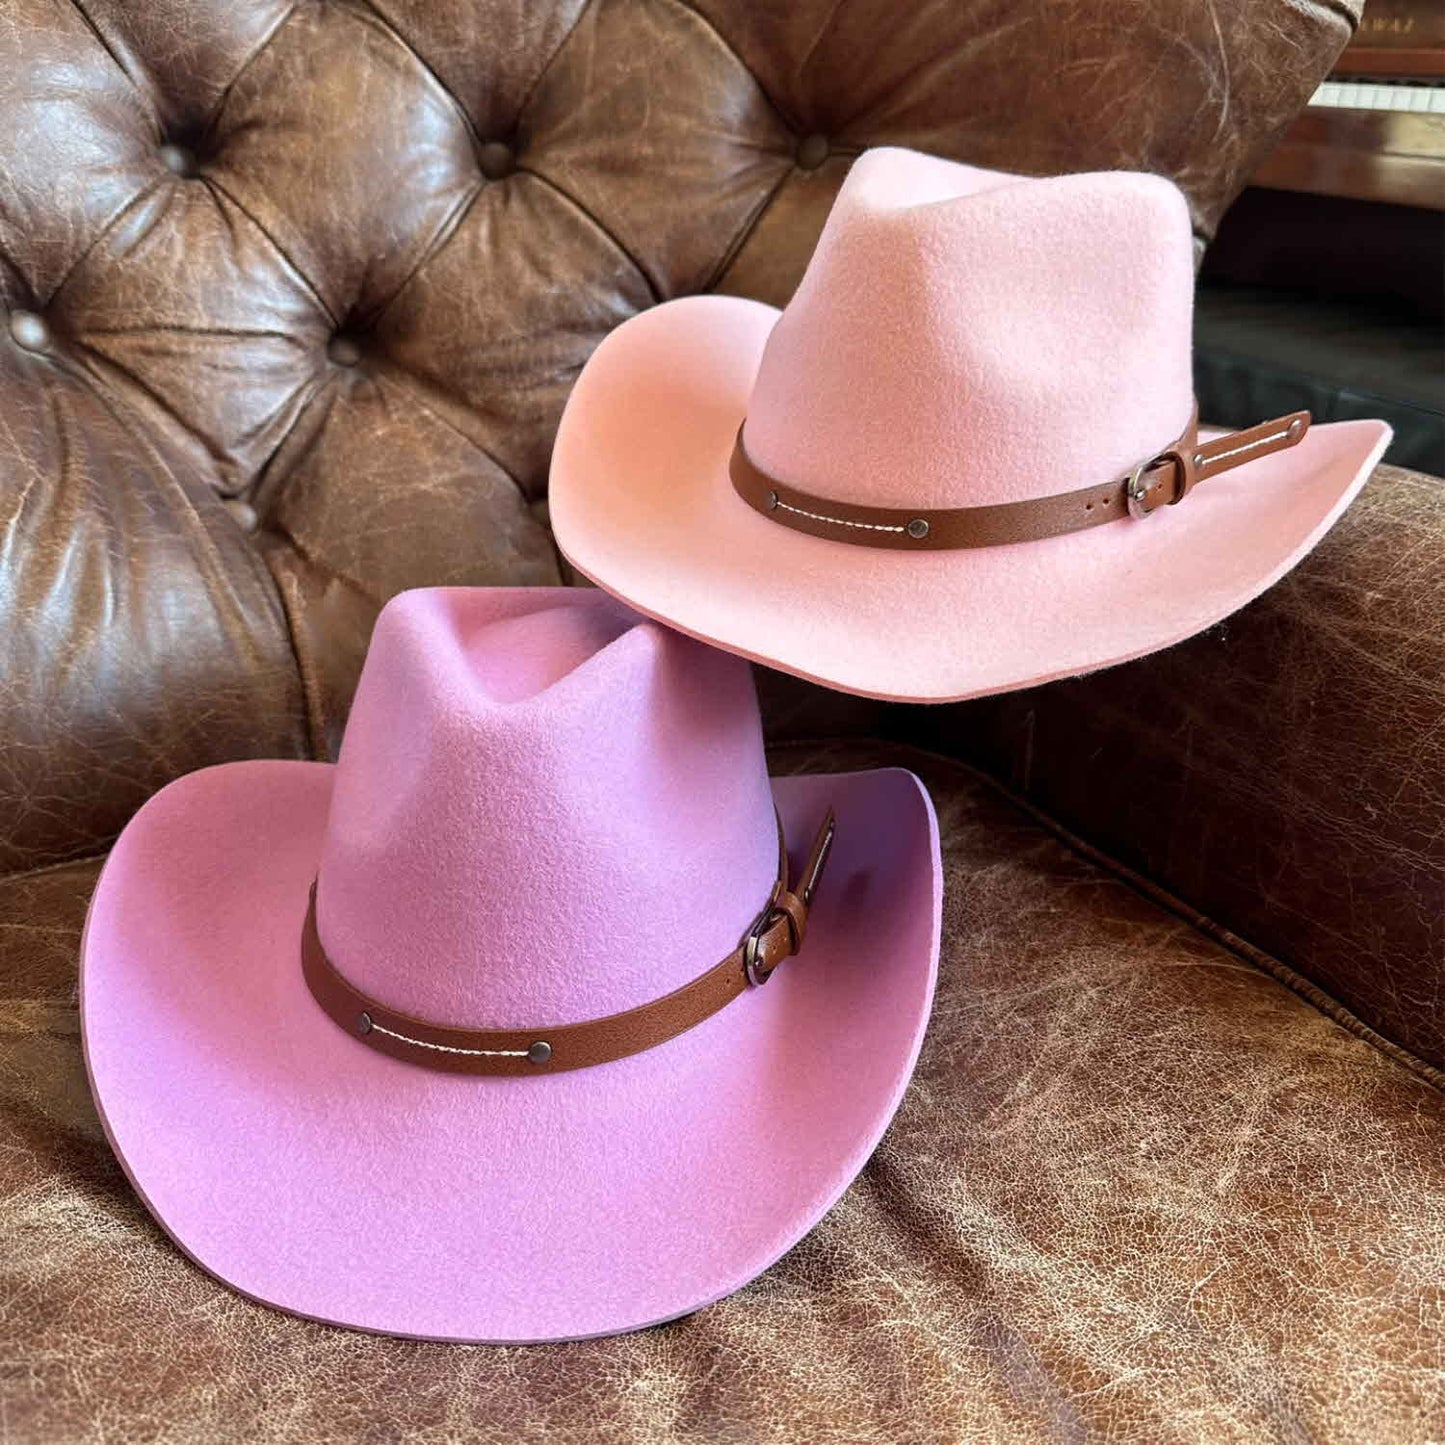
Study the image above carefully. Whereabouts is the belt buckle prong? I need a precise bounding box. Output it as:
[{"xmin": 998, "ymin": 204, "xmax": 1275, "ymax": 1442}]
[
  {"xmin": 743, "ymin": 907, "xmax": 785, "ymax": 988},
  {"xmin": 1126, "ymin": 450, "xmax": 1190, "ymax": 519}
]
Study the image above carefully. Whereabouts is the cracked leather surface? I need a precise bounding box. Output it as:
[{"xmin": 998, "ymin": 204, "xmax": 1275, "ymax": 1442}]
[
  {"xmin": 912, "ymin": 465, "xmax": 1445, "ymax": 1074},
  {"xmin": 1, "ymin": 744, "xmax": 1440, "ymax": 1443},
  {"xmin": 8, "ymin": 1, "xmax": 1442, "ymax": 1437}
]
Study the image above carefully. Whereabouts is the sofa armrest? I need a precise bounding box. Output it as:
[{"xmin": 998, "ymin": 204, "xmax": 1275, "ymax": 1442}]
[{"xmin": 900, "ymin": 463, "xmax": 1445, "ymax": 1072}]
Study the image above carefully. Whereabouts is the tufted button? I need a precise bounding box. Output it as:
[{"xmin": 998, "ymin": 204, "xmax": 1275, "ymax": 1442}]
[
  {"xmin": 795, "ymin": 134, "xmax": 830, "ymax": 171},
  {"xmin": 158, "ymin": 144, "xmax": 197, "ymax": 177},
  {"xmin": 9, "ymin": 311, "xmax": 50, "ymax": 352},
  {"xmin": 477, "ymin": 141, "xmax": 516, "ymax": 181},
  {"xmin": 222, "ymin": 499, "xmax": 259, "ymax": 532},
  {"xmin": 326, "ymin": 336, "xmax": 363, "ymax": 367}
]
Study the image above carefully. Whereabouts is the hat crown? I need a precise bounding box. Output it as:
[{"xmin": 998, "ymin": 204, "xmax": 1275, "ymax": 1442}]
[
  {"xmin": 315, "ymin": 589, "xmax": 777, "ymax": 1029},
  {"xmin": 742, "ymin": 148, "xmax": 1196, "ymax": 510}
]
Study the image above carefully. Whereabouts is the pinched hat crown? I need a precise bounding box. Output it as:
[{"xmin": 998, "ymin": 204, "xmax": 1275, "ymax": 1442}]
[
  {"xmin": 742, "ymin": 147, "xmax": 1197, "ymax": 511},
  {"xmin": 547, "ymin": 144, "xmax": 1380, "ymax": 705},
  {"xmin": 315, "ymin": 589, "xmax": 778, "ymax": 1031}
]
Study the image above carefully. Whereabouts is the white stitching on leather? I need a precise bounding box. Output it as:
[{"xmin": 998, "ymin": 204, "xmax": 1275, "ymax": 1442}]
[
  {"xmin": 368, "ymin": 1020, "xmax": 530, "ymax": 1057},
  {"xmin": 1199, "ymin": 427, "xmax": 1293, "ymax": 470},
  {"xmin": 775, "ymin": 498, "xmax": 907, "ymax": 533}
]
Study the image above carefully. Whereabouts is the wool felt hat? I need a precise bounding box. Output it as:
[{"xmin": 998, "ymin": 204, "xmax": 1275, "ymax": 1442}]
[
  {"xmin": 548, "ymin": 147, "xmax": 1392, "ymax": 703},
  {"xmin": 80, "ymin": 587, "xmax": 941, "ymax": 1343}
]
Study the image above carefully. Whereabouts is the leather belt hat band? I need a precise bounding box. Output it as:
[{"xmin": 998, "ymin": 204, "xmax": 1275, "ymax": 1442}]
[
  {"xmin": 302, "ymin": 808, "xmax": 837, "ymax": 1077},
  {"xmin": 730, "ymin": 406, "xmax": 1311, "ymax": 551}
]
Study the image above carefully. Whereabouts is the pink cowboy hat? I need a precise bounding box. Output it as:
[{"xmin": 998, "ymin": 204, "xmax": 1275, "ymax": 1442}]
[
  {"xmin": 548, "ymin": 147, "xmax": 1391, "ymax": 703},
  {"xmin": 80, "ymin": 588, "xmax": 940, "ymax": 1343}
]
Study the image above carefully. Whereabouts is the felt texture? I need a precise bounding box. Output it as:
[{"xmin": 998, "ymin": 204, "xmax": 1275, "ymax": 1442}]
[
  {"xmin": 748, "ymin": 149, "xmax": 1198, "ymax": 509},
  {"xmin": 318, "ymin": 589, "xmax": 779, "ymax": 1026},
  {"xmin": 548, "ymin": 148, "xmax": 1391, "ymax": 703},
  {"xmin": 79, "ymin": 589, "xmax": 941, "ymax": 1343}
]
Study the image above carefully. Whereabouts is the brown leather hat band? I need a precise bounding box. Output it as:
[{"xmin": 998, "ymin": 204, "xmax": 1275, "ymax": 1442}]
[
  {"xmin": 729, "ymin": 406, "xmax": 1310, "ymax": 550},
  {"xmin": 301, "ymin": 809, "xmax": 837, "ymax": 1077}
]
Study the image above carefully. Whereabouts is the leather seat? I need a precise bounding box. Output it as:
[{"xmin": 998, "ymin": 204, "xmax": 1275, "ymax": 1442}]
[{"xmin": 1, "ymin": 1, "xmax": 1439, "ymax": 1438}]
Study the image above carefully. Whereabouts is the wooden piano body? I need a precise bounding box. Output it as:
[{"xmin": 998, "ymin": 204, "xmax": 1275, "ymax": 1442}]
[{"xmin": 1251, "ymin": 0, "xmax": 1443, "ymax": 209}]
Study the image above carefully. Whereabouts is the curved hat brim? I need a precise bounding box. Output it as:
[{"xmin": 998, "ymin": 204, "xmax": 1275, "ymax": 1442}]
[
  {"xmin": 80, "ymin": 757, "xmax": 939, "ymax": 1343},
  {"xmin": 549, "ymin": 296, "xmax": 1391, "ymax": 703}
]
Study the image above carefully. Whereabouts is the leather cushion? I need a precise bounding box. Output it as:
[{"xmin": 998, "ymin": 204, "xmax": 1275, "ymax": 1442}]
[{"xmin": 915, "ymin": 472, "xmax": 1445, "ymax": 1074}]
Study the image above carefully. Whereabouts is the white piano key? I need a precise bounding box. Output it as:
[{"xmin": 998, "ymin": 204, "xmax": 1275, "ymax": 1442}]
[{"xmin": 1307, "ymin": 79, "xmax": 1445, "ymax": 115}]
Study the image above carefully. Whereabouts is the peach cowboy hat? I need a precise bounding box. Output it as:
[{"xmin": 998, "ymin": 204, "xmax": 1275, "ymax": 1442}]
[{"xmin": 549, "ymin": 147, "xmax": 1391, "ymax": 702}]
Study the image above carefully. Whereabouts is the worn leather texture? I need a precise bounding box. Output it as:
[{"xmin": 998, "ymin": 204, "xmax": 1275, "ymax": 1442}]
[
  {"xmin": 907, "ymin": 467, "xmax": 1445, "ymax": 1075},
  {"xmin": 6, "ymin": 0, "xmax": 1442, "ymax": 1437},
  {"xmin": 0, "ymin": 0, "xmax": 1359, "ymax": 860},
  {"xmin": 2, "ymin": 743, "xmax": 1440, "ymax": 1443}
]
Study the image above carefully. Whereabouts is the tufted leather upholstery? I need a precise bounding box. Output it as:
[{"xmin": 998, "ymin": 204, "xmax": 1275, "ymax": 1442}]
[
  {"xmin": 4, "ymin": 1, "xmax": 1443, "ymax": 1439},
  {"xmin": 0, "ymin": 0, "xmax": 1361, "ymax": 866}
]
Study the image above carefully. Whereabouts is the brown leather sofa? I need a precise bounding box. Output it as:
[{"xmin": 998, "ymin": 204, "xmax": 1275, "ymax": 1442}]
[{"xmin": 2, "ymin": 1, "xmax": 1441, "ymax": 1440}]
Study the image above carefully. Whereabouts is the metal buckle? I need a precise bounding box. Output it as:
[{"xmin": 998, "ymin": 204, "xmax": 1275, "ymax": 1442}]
[
  {"xmin": 743, "ymin": 907, "xmax": 782, "ymax": 987},
  {"xmin": 1125, "ymin": 451, "xmax": 1189, "ymax": 520}
]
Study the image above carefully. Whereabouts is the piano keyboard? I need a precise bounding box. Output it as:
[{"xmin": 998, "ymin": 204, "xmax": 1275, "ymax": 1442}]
[{"xmin": 1310, "ymin": 80, "xmax": 1445, "ymax": 114}]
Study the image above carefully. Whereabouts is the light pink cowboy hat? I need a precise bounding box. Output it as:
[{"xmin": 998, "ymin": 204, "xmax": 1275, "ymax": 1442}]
[
  {"xmin": 549, "ymin": 147, "xmax": 1391, "ymax": 703},
  {"xmin": 80, "ymin": 587, "xmax": 940, "ymax": 1343}
]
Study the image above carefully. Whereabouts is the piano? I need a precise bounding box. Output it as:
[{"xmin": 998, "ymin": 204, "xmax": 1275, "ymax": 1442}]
[{"xmin": 1251, "ymin": 0, "xmax": 1444, "ymax": 209}]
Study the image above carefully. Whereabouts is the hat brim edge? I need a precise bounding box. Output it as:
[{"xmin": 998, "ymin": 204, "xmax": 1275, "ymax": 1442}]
[
  {"xmin": 549, "ymin": 295, "xmax": 1393, "ymax": 704},
  {"xmin": 80, "ymin": 757, "xmax": 941, "ymax": 1344}
]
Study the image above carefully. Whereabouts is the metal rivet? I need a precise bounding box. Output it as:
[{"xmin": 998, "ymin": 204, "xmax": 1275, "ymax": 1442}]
[
  {"xmin": 327, "ymin": 335, "xmax": 362, "ymax": 367},
  {"xmin": 9, "ymin": 311, "xmax": 49, "ymax": 352},
  {"xmin": 906, "ymin": 518, "xmax": 929, "ymax": 539},
  {"xmin": 527, "ymin": 1040, "xmax": 552, "ymax": 1065},
  {"xmin": 356, "ymin": 1012, "xmax": 373, "ymax": 1036},
  {"xmin": 1192, "ymin": 453, "xmax": 1203, "ymax": 467},
  {"xmin": 1287, "ymin": 418, "xmax": 1303, "ymax": 439},
  {"xmin": 767, "ymin": 490, "xmax": 779, "ymax": 511}
]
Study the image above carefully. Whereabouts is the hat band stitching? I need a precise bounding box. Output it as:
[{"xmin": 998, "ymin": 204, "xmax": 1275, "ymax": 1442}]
[
  {"xmin": 1200, "ymin": 425, "xmax": 1297, "ymax": 469},
  {"xmin": 300, "ymin": 807, "xmax": 838, "ymax": 1077},
  {"xmin": 773, "ymin": 496, "xmax": 907, "ymax": 535},
  {"xmin": 363, "ymin": 1020, "xmax": 530, "ymax": 1058},
  {"xmin": 729, "ymin": 406, "xmax": 1311, "ymax": 551}
]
